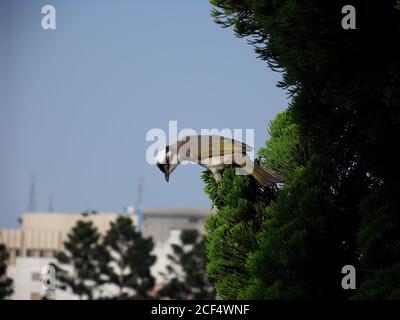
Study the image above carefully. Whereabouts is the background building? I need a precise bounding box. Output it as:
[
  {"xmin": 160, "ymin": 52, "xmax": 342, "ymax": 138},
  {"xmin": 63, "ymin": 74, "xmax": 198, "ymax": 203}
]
[{"xmin": 0, "ymin": 209, "xmax": 210, "ymax": 300}]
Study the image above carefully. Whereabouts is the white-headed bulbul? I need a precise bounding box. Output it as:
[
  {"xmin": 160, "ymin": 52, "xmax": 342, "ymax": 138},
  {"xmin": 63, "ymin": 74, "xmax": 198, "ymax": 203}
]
[{"xmin": 155, "ymin": 135, "xmax": 280, "ymax": 186}]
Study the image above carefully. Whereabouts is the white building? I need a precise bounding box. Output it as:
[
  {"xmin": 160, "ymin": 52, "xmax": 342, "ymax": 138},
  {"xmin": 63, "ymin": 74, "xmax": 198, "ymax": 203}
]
[{"xmin": 0, "ymin": 209, "xmax": 210, "ymax": 299}]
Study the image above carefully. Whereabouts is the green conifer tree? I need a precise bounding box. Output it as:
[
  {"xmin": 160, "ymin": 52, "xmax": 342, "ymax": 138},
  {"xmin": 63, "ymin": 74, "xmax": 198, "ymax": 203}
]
[
  {"xmin": 0, "ymin": 244, "xmax": 13, "ymax": 299},
  {"xmin": 205, "ymin": 0, "xmax": 400, "ymax": 299},
  {"xmin": 160, "ymin": 229, "xmax": 215, "ymax": 299},
  {"xmin": 202, "ymin": 164, "xmax": 277, "ymax": 299},
  {"xmin": 53, "ymin": 220, "xmax": 105, "ymax": 299},
  {"xmin": 101, "ymin": 216, "xmax": 156, "ymax": 299}
]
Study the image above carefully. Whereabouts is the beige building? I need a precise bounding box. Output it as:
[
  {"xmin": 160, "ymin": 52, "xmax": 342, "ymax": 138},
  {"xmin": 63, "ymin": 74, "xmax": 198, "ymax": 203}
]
[
  {"xmin": 0, "ymin": 208, "xmax": 210, "ymax": 300},
  {"xmin": 1, "ymin": 212, "xmax": 124, "ymax": 265}
]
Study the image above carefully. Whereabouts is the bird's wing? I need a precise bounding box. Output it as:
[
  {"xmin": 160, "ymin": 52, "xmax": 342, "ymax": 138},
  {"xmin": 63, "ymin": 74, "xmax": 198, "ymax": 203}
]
[
  {"xmin": 177, "ymin": 135, "xmax": 252, "ymax": 161},
  {"xmin": 208, "ymin": 136, "xmax": 252, "ymax": 154}
]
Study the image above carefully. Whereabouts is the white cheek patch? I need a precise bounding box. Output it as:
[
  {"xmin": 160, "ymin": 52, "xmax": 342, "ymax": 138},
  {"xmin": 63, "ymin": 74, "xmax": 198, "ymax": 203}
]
[
  {"xmin": 155, "ymin": 149, "xmax": 167, "ymax": 164},
  {"xmin": 168, "ymin": 152, "xmax": 179, "ymax": 165}
]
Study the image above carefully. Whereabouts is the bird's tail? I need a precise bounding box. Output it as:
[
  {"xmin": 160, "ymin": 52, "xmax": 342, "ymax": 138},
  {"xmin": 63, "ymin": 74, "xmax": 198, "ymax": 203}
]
[{"xmin": 250, "ymin": 163, "xmax": 281, "ymax": 186}]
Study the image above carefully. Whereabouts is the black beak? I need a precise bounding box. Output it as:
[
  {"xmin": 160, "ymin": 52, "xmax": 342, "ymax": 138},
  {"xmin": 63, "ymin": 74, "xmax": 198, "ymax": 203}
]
[{"xmin": 165, "ymin": 173, "xmax": 169, "ymax": 182}]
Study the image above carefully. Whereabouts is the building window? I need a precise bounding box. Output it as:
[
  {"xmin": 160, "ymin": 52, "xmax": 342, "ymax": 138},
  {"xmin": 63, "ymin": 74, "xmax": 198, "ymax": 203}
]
[
  {"xmin": 15, "ymin": 249, "xmax": 20, "ymax": 257},
  {"xmin": 31, "ymin": 272, "xmax": 41, "ymax": 281},
  {"xmin": 168, "ymin": 229, "xmax": 181, "ymax": 244},
  {"xmin": 189, "ymin": 217, "xmax": 199, "ymax": 223},
  {"xmin": 39, "ymin": 250, "xmax": 46, "ymax": 257},
  {"xmin": 26, "ymin": 249, "xmax": 32, "ymax": 257}
]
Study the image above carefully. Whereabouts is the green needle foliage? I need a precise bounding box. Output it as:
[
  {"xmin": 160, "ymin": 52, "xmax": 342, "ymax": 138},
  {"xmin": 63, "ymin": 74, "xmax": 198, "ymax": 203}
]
[
  {"xmin": 258, "ymin": 108, "xmax": 310, "ymax": 181},
  {"xmin": 352, "ymin": 184, "xmax": 400, "ymax": 299},
  {"xmin": 247, "ymin": 156, "xmax": 351, "ymax": 299},
  {"xmin": 53, "ymin": 216, "xmax": 156, "ymax": 300},
  {"xmin": 160, "ymin": 229, "xmax": 216, "ymax": 299},
  {"xmin": 101, "ymin": 216, "xmax": 156, "ymax": 299},
  {"xmin": 203, "ymin": 108, "xmax": 368, "ymax": 299},
  {"xmin": 0, "ymin": 244, "xmax": 13, "ymax": 299},
  {"xmin": 202, "ymin": 163, "xmax": 277, "ymax": 299},
  {"xmin": 204, "ymin": 0, "xmax": 400, "ymax": 299},
  {"xmin": 53, "ymin": 220, "xmax": 106, "ymax": 299}
]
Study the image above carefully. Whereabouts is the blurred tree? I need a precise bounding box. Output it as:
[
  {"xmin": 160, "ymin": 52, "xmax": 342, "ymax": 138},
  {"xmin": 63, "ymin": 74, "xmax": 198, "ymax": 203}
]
[
  {"xmin": 101, "ymin": 216, "xmax": 156, "ymax": 299},
  {"xmin": 53, "ymin": 220, "xmax": 105, "ymax": 299},
  {"xmin": 0, "ymin": 244, "xmax": 13, "ymax": 299},
  {"xmin": 160, "ymin": 229, "xmax": 216, "ymax": 299}
]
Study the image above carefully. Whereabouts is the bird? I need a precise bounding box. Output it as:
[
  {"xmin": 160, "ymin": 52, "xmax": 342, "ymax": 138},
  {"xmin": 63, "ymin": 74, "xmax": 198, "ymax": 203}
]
[{"xmin": 155, "ymin": 135, "xmax": 280, "ymax": 186}]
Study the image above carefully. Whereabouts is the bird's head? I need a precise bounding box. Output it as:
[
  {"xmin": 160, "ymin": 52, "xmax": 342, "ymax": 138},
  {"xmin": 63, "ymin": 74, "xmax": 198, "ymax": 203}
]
[{"xmin": 155, "ymin": 146, "xmax": 178, "ymax": 182}]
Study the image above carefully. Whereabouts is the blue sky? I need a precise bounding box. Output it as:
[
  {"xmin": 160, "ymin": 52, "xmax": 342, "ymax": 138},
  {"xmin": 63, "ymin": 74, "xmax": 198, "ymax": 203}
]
[{"xmin": 0, "ymin": 0, "xmax": 288, "ymax": 227}]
